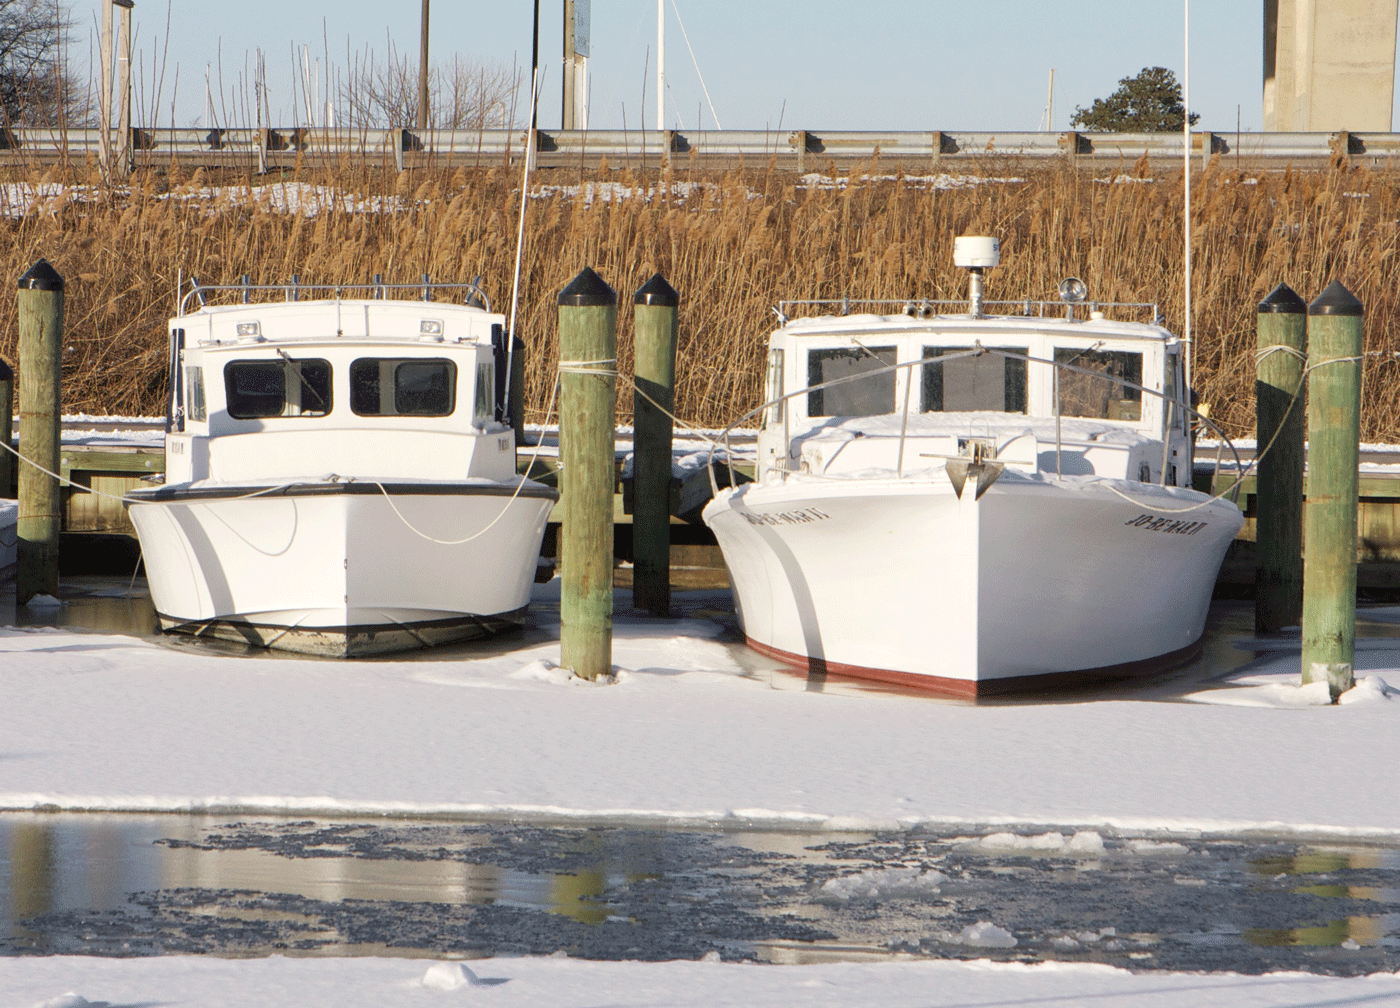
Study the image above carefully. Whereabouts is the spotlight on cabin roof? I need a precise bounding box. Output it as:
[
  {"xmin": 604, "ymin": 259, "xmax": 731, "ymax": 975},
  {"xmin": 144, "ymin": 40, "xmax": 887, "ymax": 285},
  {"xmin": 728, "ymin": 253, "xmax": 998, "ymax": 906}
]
[{"xmin": 1058, "ymin": 277, "xmax": 1088, "ymax": 304}]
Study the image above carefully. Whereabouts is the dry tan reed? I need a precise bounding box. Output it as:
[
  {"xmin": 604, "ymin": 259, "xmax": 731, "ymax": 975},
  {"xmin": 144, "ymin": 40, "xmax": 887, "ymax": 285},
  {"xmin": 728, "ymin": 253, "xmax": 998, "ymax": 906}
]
[{"xmin": 2, "ymin": 155, "xmax": 1399, "ymax": 441}]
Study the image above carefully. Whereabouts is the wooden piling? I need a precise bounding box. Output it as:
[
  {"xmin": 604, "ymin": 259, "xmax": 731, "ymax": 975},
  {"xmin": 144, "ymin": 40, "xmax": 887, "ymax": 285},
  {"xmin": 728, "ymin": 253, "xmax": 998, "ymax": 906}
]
[
  {"xmin": 15, "ymin": 260, "xmax": 64, "ymax": 605},
  {"xmin": 632, "ymin": 273, "xmax": 679, "ymax": 617},
  {"xmin": 1255, "ymin": 283, "xmax": 1307, "ymax": 633},
  {"xmin": 0, "ymin": 358, "xmax": 13, "ymax": 498},
  {"xmin": 558, "ymin": 267, "xmax": 617, "ymax": 681},
  {"xmin": 1301, "ymin": 280, "xmax": 1363, "ymax": 701}
]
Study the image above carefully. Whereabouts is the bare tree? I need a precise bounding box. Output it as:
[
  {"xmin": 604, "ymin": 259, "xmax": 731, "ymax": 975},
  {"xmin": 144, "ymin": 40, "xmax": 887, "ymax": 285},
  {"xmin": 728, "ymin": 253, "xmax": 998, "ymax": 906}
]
[
  {"xmin": 0, "ymin": 0, "xmax": 88, "ymax": 126},
  {"xmin": 341, "ymin": 40, "xmax": 517, "ymax": 130}
]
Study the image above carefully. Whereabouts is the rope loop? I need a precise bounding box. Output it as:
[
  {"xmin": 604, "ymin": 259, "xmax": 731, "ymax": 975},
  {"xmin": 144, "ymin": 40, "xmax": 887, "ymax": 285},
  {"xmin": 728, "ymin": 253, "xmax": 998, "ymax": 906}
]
[
  {"xmin": 1254, "ymin": 344, "xmax": 1306, "ymax": 364},
  {"xmin": 558, "ymin": 358, "xmax": 618, "ymax": 376}
]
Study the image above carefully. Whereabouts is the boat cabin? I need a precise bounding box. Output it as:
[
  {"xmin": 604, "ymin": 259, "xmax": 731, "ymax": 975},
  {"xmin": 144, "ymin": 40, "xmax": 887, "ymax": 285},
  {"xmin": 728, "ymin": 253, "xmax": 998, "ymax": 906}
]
[
  {"xmin": 756, "ymin": 307, "xmax": 1191, "ymax": 488},
  {"xmin": 163, "ymin": 297, "xmax": 515, "ymax": 486}
]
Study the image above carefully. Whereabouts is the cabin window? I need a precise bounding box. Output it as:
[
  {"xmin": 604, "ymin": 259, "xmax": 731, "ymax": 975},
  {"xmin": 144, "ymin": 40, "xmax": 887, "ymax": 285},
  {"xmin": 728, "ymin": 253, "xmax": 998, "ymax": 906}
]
[
  {"xmin": 474, "ymin": 362, "xmax": 494, "ymax": 427},
  {"xmin": 1054, "ymin": 347, "xmax": 1142, "ymax": 422},
  {"xmin": 225, "ymin": 358, "xmax": 332, "ymax": 419},
  {"xmin": 184, "ymin": 366, "xmax": 207, "ymax": 422},
  {"xmin": 806, "ymin": 346, "xmax": 896, "ymax": 418},
  {"xmin": 763, "ymin": 349, "xmax": 784, "ymax": 428},
  {"xmin": 922, "ymin": 346, "xmax": 1027, "ymax": 413},
  {"xmin": 350, "ymin": 358, "xmax": 456, "ymax": 416}
]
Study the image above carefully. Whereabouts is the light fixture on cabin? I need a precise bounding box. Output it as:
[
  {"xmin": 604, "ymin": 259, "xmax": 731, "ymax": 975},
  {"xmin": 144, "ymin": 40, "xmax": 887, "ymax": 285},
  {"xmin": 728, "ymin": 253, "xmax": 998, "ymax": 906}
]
[
  {"xmin": 1057, "ymin": 278, "xmax": 1087, "ymax": 303},
  {"xmin": 235, "ymin": 321, "xmax": 261, "ymax": 337},
  {"xmin": 420, "ymin": 319, "xmax": 444, "ymax": 335}
]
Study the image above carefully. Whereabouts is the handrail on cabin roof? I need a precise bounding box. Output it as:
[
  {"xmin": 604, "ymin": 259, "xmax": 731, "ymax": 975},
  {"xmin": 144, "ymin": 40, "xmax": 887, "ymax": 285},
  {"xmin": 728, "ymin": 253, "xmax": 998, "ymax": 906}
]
[
  {"xmin": 180, "ymin": 277, "xmax": 491, "ymax": 317},
  {"xmin": 773, "ymin": 298, "xmax": 1162, "ymax": 326}
]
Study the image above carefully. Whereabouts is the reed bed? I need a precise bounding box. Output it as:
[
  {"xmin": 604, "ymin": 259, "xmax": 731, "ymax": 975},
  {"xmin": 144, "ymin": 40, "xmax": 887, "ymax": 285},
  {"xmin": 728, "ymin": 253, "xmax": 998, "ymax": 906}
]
[{"xmin": 2, "ymin": 155, "xmax": 1399, "ymax": 442}]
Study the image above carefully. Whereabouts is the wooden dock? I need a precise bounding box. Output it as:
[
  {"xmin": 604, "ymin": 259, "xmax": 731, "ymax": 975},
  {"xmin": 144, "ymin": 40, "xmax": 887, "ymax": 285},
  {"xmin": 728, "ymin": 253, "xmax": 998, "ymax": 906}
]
[{"xmin": 25, "ymin": 426, "xmax": 1400, "ymax": 595}]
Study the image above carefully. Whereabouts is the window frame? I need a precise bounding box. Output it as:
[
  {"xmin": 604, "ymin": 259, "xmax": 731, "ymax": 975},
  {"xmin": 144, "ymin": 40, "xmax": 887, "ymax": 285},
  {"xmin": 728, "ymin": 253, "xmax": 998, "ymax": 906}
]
[
  {"xmin": 1051, "ymin": 346, "xmax": 1144, "ymax": 423},
  {"xmin": 805, "ymin": 344, "xmax": 898, "ymax": 419},
  {"xmin": 224, "ymin": 357, "xmax": 334, "ymax": 420},
  {"xmin": 921, "ymin": 345, "xmax": 1029, "ymax": 415},
  {"xmin": 349, "ymin": 356, "xmax": 458, "ymax": 418}
]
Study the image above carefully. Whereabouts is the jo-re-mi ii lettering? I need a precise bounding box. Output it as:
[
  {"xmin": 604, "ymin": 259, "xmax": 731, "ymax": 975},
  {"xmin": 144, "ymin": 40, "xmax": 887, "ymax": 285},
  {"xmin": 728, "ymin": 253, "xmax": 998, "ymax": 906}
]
[
  {"xmin": 741, "ymin": 507, "xmax": 832, "ymax": 526},
  {"xmin": 1123, "ymin": 514, "xmax": 1208, "ymax": 535}
]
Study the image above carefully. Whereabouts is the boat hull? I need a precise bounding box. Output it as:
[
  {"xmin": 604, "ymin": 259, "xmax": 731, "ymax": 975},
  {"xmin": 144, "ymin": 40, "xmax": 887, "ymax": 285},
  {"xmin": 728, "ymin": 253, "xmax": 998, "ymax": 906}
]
[
  {"xmin": 703, "ymin": 476, "xmax": 1244, "ymax": 698},
  {"xmin": 129, "ymin": 482, "xmax": 556, "ymax": 657}
]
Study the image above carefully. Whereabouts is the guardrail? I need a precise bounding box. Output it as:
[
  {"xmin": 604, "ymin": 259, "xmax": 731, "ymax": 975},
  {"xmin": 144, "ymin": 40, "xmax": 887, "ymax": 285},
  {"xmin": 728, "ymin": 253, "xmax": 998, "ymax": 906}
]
[{"xmin": 0, "ymin": 126, "xmax": 1382, "ymax": 172}]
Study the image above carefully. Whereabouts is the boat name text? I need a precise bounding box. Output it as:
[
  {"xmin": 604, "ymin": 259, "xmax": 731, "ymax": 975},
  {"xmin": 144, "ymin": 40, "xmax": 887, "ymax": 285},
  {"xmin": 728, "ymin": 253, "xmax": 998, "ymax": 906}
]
[
  {"xmin": 1123, "ymin": 514, "xmax": 1208, "ymax": 535},
  {"xmin": 742, "ymin": 507, "xmax": 832, "ymax": 526}
]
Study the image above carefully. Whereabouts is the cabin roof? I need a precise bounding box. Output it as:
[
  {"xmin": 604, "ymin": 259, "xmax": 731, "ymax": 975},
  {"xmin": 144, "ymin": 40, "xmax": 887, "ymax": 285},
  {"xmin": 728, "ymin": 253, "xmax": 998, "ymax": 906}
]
[
  {"xmin": 775, "ymin": 312, "xmax": 1175, "ymax": 345},
  {"xmin": 172, "ymin": 298, "xmax": 504, "ymax": 348}
]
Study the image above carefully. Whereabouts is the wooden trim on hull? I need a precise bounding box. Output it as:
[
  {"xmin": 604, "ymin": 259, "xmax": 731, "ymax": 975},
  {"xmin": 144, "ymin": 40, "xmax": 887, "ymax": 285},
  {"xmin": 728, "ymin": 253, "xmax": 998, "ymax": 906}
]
[
  {"xmin": 158, "ymin": 606, "xmax": 529, "ymax": 658},
  {"xmin": 746, "ymin": 636, "xmax": 1205, "ymax": 700}
]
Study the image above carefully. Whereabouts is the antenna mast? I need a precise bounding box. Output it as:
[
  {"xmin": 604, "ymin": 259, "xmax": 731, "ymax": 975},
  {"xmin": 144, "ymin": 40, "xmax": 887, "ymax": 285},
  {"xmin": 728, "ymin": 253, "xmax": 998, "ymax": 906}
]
[{"xmin": 1182, "ymin": 0, "xmax": 1193, "ymax": 393}]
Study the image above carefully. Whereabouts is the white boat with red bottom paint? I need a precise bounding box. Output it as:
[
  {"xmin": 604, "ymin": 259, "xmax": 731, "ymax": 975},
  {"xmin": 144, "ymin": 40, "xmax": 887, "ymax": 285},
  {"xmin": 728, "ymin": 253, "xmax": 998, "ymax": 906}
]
[
  {"xmin": 127, "ymin": 279, "xmax": 556, "ymax": 657},
  {"xmin": 702, "ymin": 238, "xmax": 1244, "ymax": 697}
]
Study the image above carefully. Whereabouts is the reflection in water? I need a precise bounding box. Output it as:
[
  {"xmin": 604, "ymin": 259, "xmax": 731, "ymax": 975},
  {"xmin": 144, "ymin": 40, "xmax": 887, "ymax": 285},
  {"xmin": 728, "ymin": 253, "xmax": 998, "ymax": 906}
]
[
  {"xmin": 1243, "ymin": 847, "xmax": 1400, "ymax": 948},
  {"xmin": 8, "ymin": 822, "xmax": 53, "ymax": 925},
  {"xmin": 0, "ymin": 577, "xmax": 157, "ymax": 637},
  {"xmin": 8, "ymin": 815, "xmax": 1400, "ymax": 969}
]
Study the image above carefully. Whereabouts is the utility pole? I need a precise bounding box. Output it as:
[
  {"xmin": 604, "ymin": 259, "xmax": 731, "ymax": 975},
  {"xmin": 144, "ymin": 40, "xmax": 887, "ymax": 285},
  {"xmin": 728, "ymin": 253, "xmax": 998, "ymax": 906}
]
[
  {"xmin": 562, "ymin": 0, "xmax": 588, "ymax": 129},
  {"xmin": 562, "ymin": 0, "xmax": 575, "ymax": 129},
  {"xmin": 531, "ymin": 0, "xmax": 540, "ymax": 129},
  {"xmin": 657, "ymin": 0, "xmax": 665, "ymax": 130},
  {"xmin": 115, "ymin": 0, "xmax": 134, "ymax": 175},
  {"xmin": 98, "ymin": 1, "xmax": 112, "ymax": 176},
  {"xmin": 416, "ymin": 0, "xmax": 429, "ymax": 131}
]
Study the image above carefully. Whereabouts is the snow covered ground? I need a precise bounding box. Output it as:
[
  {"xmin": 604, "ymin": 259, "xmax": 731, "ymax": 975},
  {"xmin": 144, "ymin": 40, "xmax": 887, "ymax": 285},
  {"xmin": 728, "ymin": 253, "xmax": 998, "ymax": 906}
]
[
  {"xmin": 3, "ymin": 585, "xmax": 1400, "ymax": 1002},
  {"xmin": 1, "ymin": 583, "xmax": 1398, "ymax": 836},
  {"xmin": 8, "ymin": 954, "xmax": 1400, "ymax": 1008}
]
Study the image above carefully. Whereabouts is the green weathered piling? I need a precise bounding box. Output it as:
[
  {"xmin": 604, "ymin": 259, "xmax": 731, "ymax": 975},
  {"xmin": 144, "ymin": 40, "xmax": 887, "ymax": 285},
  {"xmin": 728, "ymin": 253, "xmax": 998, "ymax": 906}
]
[
  {"xmin": 1301, "ymin": 280, "xmax": 1363, "ymax": 701},
  {"xmin": 15, "ymin": 260, "xmax": 64, "ymax": 605},
  {"xmin": 0, "ymin": 358, "xmax": 13, "ymax": 498},
  {"xmin": 558, "ymin": 267, "xmax": 617, "ymax": 681},
  {"xmin": 632, "ymin": 273, "xmax": 679, "ymax": 618},
  {"xmin": 1255, "ymin": 283, "xmax": 1307, "ymax": 634}
]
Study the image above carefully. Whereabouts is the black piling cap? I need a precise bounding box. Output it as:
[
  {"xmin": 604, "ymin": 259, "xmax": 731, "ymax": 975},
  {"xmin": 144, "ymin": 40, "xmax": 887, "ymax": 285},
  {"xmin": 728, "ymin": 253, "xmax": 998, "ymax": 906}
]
[
  {"xmin": 17, "ymin": 259, "xmax": 63, "ymax": 292},
  {"xmin": 1308, "ymin": 279, "xmax": 1363, "ymax": 317},
  {"xmin": 634, "ymin": 273, "xmax": 679, "ymax": 307},
  {"xmin": 558, "ymin": 267, "xmax": 616, "ymax": 307},
  {"xmin": 0, "ymin": 359, "xmax": 11, "ymax": 380},
  {"xmin": 1258, "ymin": 283, "xmax": 1306, "ymax": 314}
]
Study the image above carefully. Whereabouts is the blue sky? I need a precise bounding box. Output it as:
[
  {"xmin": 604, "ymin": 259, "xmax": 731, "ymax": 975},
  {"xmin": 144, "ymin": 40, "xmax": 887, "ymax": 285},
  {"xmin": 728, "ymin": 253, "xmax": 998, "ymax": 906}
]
[{"xmin": 66, "ymin": 2, "xmax": 1335, "ymax": 134}]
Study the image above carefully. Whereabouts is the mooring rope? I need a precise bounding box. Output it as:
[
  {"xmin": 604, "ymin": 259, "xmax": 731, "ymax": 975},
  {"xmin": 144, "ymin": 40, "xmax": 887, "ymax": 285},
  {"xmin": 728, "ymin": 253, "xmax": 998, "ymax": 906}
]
[
  {"xmin": 369, "ymin": 376, "xmax": 561, "ymax": 546},
  {"xmin": 1103, "ymin": 350, "xmax": 1370, "ymax": 515},
  {"xmin": 0, "ymin": 437, "xmax": 308, "ymax": 505}
]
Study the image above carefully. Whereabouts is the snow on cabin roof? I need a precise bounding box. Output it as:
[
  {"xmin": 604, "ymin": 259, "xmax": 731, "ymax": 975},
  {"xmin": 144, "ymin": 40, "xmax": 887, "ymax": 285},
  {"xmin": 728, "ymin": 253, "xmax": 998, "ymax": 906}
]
[{"xmin": 175, "ymin": 298, "xmax": 503, "ymax": 347}]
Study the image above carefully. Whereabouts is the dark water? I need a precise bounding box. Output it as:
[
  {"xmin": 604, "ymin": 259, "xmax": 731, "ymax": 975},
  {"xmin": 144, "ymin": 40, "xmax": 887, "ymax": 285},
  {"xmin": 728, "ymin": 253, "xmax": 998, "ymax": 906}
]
[{"xmin": 3, "ymin": 813, "xmax": 1400, "ymax": 973}]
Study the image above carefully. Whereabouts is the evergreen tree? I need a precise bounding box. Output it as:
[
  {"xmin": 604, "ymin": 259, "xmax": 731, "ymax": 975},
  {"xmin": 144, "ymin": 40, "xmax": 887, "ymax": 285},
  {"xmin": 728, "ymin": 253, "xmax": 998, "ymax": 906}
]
[{"xmin": 1070, "ymin": 67, "xmax": 1199, "ymax": 132}]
